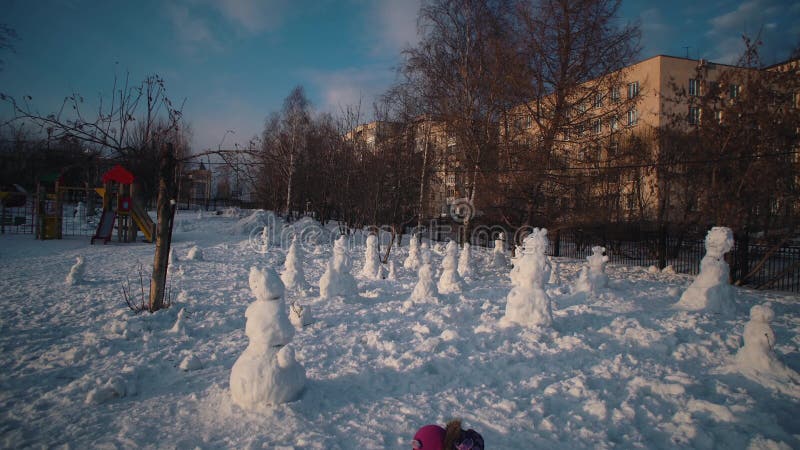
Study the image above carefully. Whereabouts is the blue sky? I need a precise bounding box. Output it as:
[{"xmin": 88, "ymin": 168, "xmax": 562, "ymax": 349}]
[{"xmin": 1, "ymin": 0, "xmax": 797, "ymax": 152}]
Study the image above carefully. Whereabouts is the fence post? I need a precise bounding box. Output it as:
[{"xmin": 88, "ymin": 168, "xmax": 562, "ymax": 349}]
[
  {"xmin": 657, "ymin": 224, "xmax": 667, "ymax": 269},
  {"xmin": 733, "ymin": 230, "xmax": 750, "ymax": 284},
  {"xmin": 553, "ymin": 229, "xmax": 561, "ymax": 257}
]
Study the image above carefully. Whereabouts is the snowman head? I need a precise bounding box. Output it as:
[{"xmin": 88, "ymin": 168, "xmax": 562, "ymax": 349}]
[
  {"xmin": 249, "ymin": 266, "xmax": 285, "ymax": 302},
  {"xmin": 749, "ymin": 303, "xmax": 774, "ymax": 324},
  {"xmin": 705, "ymin": 227, "xmax": 734, "ymax": 257}
]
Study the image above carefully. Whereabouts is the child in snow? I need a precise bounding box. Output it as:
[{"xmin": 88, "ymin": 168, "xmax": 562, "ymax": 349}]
[{"xmin": 412, "ymin": 420, "xmax": 484, "ymax": 450}]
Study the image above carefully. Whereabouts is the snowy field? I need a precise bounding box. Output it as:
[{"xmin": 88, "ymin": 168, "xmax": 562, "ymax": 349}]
[{"xmin": 1, "ymin": 211, "xmax": 799, "ymax": 449}]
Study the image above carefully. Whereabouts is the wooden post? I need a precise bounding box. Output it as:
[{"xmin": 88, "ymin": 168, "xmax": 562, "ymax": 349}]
[
  {"xmin": 149, "ymin": 143, "xmax": 177, "ymax": 312},
  {"xmin": 102, "ymin": 181, "xmax": 110, "ymax": 210},
  {"xmin": 54, "ymin": 178, "xmax": 62, "ymax": 239},
  {"xmin": 130, "ymin": 183, "xmax": 138, "ymax": 242},
  {"xmin": 34, "ymin": 183, "xmax": 41, "ymax": 240},
  {"xmin": 116, "ymin": 182, "xmax": 123, "ymax": 244}
]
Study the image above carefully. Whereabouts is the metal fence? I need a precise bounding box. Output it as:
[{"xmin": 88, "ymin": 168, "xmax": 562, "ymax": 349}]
[
  {"xmin": 552, "ymin": 229, "xmax": 800, "ymax": 293},
  {"xmin": 417, "ymin": 220, "xmax": 800, "ymax": 294},
  {"xmin": 0, "ymin": 197, "xmax": 35, "ymax": 235},
  {"xmin": 0, "ymin": 189, "xmax": 104, "ymax": 238}
]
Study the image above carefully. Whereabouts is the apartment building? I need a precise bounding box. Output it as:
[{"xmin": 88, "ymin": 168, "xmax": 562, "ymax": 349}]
[
  {"xmin": 502, "ymin": 54, "xmax": 775, "ymax": 223},
  {"xmin": 347, "ymin": 54, "xmax": 797, "ymax": 226}
]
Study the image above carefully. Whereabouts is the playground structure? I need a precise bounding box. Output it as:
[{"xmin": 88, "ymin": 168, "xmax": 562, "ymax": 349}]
[{"xmin": 91, "ymin": 165, "xmax": 155, "ymax": 244}]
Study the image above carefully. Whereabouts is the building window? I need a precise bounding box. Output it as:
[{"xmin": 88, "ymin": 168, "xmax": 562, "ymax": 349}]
[
  {"xmin": 627, "ymin": 108, "xmax": 638, "ymax": 126},
  {"xmin": 594, "ymin": 93, "xmax": 603, "ymax": 108},
  {"xmin": 688, "ymin": 106, "xmax": 701, "ymax": 125},
  {"xmin": 610, "ymin": 87, "xmax": 620, "ymax": 103},
  {"xmin": 593, "ymin": 119, "xmax": 602, "ymax": 134},
  {"xmin": 729, "ymin": 84, "xmax": 740, "ymax": 99},
  {"xmin": 713, "ymin": 110, "xmax": 722, "ymax": 123},
  {"xmin": 689, "ymin": 78, "xmax": 699, "ymax": 96},
  {"xmin": 627, "ymin": 81, "xmax": 639, "ymax": 99},
  {"xmin": 525, "ymin": 115, "xmax": 532, "ymax": 129},
  {"xmin": 609, "ymin": 116, "xmax": 618, "ymax": 131}
]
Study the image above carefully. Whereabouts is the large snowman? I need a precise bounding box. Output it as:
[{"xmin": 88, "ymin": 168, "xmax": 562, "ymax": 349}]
[
  {"xmin": 230, "ymin": 266, "xmax": 306, "ymax": 409},
  {"xmin": 676, "ymin": 227, "xmax": 735, "ymax": 314}
]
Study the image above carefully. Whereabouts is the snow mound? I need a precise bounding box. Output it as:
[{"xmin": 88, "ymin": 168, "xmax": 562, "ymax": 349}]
[
  {"xmin": 232, "ymin": 210, "xmax": 274, "ymax": 235},
  {"xmin": 186, "ymin": 246, "xmax": 203, "ymax": 261}
]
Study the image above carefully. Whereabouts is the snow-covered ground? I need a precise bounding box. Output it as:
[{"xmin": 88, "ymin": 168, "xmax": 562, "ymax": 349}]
[{"xmin": 1, "ymin": 211, "xmax": 798, "ymax": 449}]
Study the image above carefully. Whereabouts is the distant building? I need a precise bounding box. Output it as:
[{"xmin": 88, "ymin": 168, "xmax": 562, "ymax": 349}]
[
  {"xmin": 179, "ymin": 162, "xmax": 212, "ymax": 209},
  {"xmin": 347, "ymin": 55, "xmax": 798, "ymax": 227}
]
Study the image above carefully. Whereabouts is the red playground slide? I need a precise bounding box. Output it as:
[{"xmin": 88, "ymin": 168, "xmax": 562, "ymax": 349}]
[{"xmin": 91, "ymin": 209, "xmax": 116, "ymax": 245}]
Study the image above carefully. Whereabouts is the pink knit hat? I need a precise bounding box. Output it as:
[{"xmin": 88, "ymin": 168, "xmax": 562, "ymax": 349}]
[{"xmin": 412, "ymin": 425, "xmax": 446, "ymax": 450}]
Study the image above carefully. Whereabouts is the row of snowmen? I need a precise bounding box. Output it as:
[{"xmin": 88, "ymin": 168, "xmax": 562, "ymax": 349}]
[
  {"xmin": 228, "ymin": 229, "xmax": 612, "ymax": 410},
  {"xmin": 228, "ymin": 225, "xmax": 795, "ymax": 410},
  {"xmin": 229, "ymin": 232, "xmax": 495, "ymax": 411}
]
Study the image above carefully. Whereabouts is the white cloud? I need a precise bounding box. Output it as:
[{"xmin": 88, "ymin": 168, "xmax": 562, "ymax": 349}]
[
  {"xmin": 166, "ymin": 3, "xmax": 223, "ymax": 54},
  {"xmin": 709, "ymin": 0, "xmax": 762, "ymax": 30},
  {"xmin": 705, "ymin": 0, "xmax": 799, "ymax": 64},
  {"xmin": 306, "ymin": 66, "xmax": 398, "ymax": 119},
  {"xmin": 640, "ymin": 8, "xmax": 669, "ymax": 33},
  {"xmin": 165, "ymin": 0, "xmax": 287, "ymax": 55},
  {"xmin": 212, "ymin": 0, "xmax": 287, "ymax": 34},
  {"xmin": 367, "ymin": 0, "xmax": 421, "ymax": 54}
]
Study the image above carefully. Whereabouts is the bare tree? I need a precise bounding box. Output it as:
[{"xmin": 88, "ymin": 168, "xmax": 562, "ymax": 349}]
[
  {"xmin": 258, "ymin": 86, "xmax": 311, "ymax": 219},
  {"xmin": 2, "ymin": 73, "xmax": 187, "ymax": 312},
  {"xmin": 496, "ymin": 0, "xmax": 640, "ymax": 229},
  {"xmin": 658, "ymin": 37, "xmax": 800, "ymax": 278},
  {"xmin": 0, "ymin": 24, "xmax": 17, "ymax": 72},
  {"xmin": 403, "ymin": 0, "xmax": 513, "ymax": 237}
]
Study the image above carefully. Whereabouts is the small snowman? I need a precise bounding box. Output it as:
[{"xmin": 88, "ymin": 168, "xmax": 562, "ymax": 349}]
[
  {"xmin": 66, "ymin": 256, "xmax": 86, "ymax": 286},
  {"xmin": 458, "ymin": 242, "xmax": 474, "ymax": 278},
  {"xmin": 360, "ymin": 234, "xmax": 382, "ymax": 279},
  {"xmin": 492, "ymin": 233, "xmax": 509, "ymax": 268},
  {"xmin": 574, "ymin": 246, "xmax": 609, "ymax": 294},
  {"xmin": 404, "ymin": 234, "xmax": 421, "ymax": 271},
  {"xmin": 502, "ymin": 228, "xmax": 553, "ymax": 328},
  {"xmin": 289, "ymin": 301, "xmax": 313, "ymax": 329},
  {"xmin": 319, "ymin": 235, "xmax": 357, "ymax": 299},
  {"xmin": 438, "ymin": 240, "xmax": 463, "ymax": 294}
]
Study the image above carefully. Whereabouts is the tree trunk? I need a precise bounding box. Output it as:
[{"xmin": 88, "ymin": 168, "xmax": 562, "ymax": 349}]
[
  {"xmin": 149, "ymin": 143, "xmax": 177, "ymax": 312},
  {"xmin": 285, "ymin": 151, "xmax": 294, "ymax": 219},
  {"xmin": 417, "ymin": 131, "xmax": 429, "ymax": 231}
]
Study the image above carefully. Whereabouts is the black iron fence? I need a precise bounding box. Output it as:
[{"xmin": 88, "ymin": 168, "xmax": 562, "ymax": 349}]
[
  {"xmin": 1, "ymin": 189, "xmax": 104, "ymax": 238},
  {"xmin": 0, "ymin": 196, "xmax": 35, "ymax": 235},
  {"xmin": 551, "ymin": 228, "xmax": 800, "ymax": 293},
  {"xmin": 417, "ymin": 219, "xmax": 800, "ymax": 294}
]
